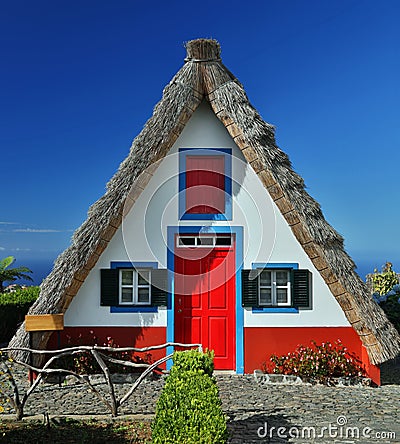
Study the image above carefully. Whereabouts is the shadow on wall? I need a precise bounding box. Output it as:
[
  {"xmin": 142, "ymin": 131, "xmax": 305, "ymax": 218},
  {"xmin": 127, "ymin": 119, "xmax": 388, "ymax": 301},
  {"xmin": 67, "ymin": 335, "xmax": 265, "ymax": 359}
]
[{"xmin": 47, "ymin": 326, "xmax": 167, "ymax": 364}]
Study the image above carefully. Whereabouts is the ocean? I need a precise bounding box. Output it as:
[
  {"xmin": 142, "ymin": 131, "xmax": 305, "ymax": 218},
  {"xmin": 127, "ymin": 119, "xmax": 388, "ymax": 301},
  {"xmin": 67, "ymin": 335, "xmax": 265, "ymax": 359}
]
[
  {"xmin": 12, "ymin": 257, "xmax": 400, "ymax": 288},
  {"xmin": 15, "ymin": 258, "xmax": 55, "ymax": 287}
]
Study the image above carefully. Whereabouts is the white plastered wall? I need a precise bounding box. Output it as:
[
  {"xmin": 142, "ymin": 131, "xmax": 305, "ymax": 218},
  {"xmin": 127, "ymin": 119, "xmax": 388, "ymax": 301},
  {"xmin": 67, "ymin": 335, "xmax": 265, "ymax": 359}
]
[{"xmin": 65, "ymin": 101, "xmax": 350, "ymax": 328}]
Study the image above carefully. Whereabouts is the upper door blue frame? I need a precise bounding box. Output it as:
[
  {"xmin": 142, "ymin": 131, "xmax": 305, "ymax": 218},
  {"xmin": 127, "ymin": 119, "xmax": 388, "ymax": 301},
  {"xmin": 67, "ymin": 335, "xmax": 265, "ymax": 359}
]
[{"xmin": 178, "ymin": 148, "xmax": 232, "ymax": 220}]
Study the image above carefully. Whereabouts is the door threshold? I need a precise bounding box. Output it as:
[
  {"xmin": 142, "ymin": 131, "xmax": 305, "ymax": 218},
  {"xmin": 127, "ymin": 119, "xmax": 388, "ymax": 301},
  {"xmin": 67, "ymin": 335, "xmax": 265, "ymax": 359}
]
[{"xmin": 213, "ymin": 370, "xmax": 236, "ymax": 375}]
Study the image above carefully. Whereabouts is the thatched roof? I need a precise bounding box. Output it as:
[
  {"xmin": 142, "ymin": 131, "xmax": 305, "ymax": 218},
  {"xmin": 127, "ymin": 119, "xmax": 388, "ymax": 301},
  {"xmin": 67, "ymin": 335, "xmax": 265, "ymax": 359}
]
[{"xmin": 10, "ymin": 39, "xmax": 400, "ymax": 365}]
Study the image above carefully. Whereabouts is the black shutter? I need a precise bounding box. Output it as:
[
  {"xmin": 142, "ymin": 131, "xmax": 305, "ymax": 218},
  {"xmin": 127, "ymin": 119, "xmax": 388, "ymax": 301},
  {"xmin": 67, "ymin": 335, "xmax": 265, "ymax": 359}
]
[
  {"xmin": 242, "ymin": 269, "xmax": 259, "ymax": 307},
  {"xmin": 151, "ymin": 269, "xmax": 168, "ymax": 307},
  {"xmin": 293, "ymin": 269, "xmax": 312, "ymax": 310},
  {"xmin": 100, "ymin": 269, "xmax": 119, "ymax": 306}
]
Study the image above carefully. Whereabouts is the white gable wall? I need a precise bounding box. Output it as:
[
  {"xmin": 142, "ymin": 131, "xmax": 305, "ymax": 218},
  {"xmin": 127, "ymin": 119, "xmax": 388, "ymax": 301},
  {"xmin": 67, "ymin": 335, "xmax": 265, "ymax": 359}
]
[{"xmin": 65, "ymin": 101, "xmax": 350, "ymax": 328}]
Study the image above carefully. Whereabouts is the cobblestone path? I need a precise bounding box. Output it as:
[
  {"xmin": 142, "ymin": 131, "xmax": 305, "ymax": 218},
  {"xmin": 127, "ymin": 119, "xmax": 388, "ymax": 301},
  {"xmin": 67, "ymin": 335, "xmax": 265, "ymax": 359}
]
[{"xmin": 1, "ymin": 362, "xmax": 399, "ymax": 443}]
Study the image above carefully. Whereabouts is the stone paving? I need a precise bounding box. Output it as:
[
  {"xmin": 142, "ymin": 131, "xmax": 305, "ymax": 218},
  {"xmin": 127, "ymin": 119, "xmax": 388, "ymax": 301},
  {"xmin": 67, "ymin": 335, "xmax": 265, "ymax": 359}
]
[{"xmin": 1, "ymin": 361, "xmax": 400, "ymax": 443}]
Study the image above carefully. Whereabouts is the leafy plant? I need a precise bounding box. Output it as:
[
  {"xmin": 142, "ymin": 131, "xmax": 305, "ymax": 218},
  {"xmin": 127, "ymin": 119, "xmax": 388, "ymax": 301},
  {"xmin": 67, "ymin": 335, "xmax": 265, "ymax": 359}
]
[
  {"xmin": 171, "ymin": 348, "xmax": 214, "ymax": 376},
  {"xmin": 0, "ymin": 256, "xmax": 33, "ymax": 293},
  {"xmin": 372, "ymin": 283, "xmax": 400, "ymax": 334},
  {"xmin": 265, "ymin": 340, "xmax": 365, "ymax": 383},
  {"xmin": 371, "ymin": 262, "xmax": 399, "ymax": 296},
  {"xmin": 370, "ymin": 263, "xmax": 400, "ymax": 334},
  {"xmin": 152, "ymin": 350, "xmax": 227, "ymax": 443},
  {"xmin": 0, "ymin": 286, "xmax": 39, "ymax": 343},
  {"xmin": 0, "ymin": 286, "xmax": 39, "ymax": 306}
]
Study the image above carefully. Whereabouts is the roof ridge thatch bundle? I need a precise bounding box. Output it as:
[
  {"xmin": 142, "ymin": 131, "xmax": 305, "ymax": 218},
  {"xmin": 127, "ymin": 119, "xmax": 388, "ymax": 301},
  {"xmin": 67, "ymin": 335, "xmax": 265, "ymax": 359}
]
[{"xmin": 10, "ymin": 39, "xmax": 400, "ymax": 365}]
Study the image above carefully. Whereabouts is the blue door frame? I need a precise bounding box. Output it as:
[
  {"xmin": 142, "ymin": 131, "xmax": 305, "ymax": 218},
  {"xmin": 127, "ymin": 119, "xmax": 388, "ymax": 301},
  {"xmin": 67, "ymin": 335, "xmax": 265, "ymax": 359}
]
[{"xmin": 166, "ymin": 225, "xmax": 244, "ymax": 373}]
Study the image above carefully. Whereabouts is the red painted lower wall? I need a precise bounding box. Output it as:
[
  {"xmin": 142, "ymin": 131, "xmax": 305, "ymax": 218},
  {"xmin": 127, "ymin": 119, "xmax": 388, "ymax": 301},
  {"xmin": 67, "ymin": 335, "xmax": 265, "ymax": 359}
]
[
  {"xmin": 48, "ymin": 326, "xmax": 167, "ymax": 367},
  {"xmin": 244, "ymin": 327, "xmax": 380, "ymax": 385},
  {"xmin": 47, "ymin": 325, "xmax": 380, "ymax": 384}
]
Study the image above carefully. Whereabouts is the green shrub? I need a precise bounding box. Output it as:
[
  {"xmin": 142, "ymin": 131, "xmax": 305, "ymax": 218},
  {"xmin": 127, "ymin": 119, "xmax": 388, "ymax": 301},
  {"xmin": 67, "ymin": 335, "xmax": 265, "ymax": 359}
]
[
  {"xmin": 152, "ymin": 350, "xmax": 227, "ymax": 444},
  {"xmin": 370, "ymin": 263, "xmax": 400, "ymax": 334},
  {"xmin": 371, "ymin": 262, "xmax": 399, "ymax": 296},
  {"xmin": 265, "ymin": 340, "xmax": 365, "ymax": 383},
  {"xmin": 171, "ymin": 348, "xmax": 214, "ymax": 376},
  {"xmin": 376, "ymin": 288, "xmax": 400, "ymax": 334},
  {"xmin": 380, "ymin": 297, "xmax": 400, "ymax": 333},
  {"xmin": 0, "ymin": 287, "xmax": 40, "ymax": 344}
]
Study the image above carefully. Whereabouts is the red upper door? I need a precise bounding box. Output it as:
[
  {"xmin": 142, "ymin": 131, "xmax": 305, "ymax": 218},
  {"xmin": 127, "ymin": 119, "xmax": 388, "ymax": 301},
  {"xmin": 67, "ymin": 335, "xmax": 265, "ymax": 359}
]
[
  {"xmin": 174, "ymin": 235, "xmax": 236, "ymax": 370},
  {"xmin": 185, "ymin": 155, "xmax": 225, "ymax": 214}
]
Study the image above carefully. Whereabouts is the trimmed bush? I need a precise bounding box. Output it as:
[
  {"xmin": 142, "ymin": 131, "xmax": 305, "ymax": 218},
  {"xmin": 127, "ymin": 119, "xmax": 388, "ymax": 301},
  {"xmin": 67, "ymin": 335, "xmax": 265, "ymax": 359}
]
[
  {"xmin": 152, "ymin": 350, "xmax": 227, "ymax": 443},
  {"xmin": 0, "ymin": 287, "xmax": 39, "ymax": 344},
  {"xmin": 171, "ymin": 348, "xmax": 214, "ymax": 376}
]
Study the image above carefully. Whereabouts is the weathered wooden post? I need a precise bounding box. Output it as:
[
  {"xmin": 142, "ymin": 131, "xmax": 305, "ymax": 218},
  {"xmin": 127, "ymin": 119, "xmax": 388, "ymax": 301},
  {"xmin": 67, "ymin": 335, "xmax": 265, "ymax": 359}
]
[{"xmin": 25, "ymin": 314, "xmax": 64, "ymax": 385}]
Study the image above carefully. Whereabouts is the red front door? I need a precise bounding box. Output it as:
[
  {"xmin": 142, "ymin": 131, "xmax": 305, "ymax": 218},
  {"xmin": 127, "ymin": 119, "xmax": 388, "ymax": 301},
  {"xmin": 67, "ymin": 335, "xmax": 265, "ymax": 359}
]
[{"xmin": 174, "ymin": 235, "xmax": 236, "ymax": 369}]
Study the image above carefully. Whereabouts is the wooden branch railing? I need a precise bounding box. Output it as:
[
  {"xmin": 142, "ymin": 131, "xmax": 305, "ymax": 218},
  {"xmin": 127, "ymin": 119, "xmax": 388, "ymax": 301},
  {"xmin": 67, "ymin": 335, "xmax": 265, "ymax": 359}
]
[{"xmin": 0, "ymin": 342, "xmax": 202, "ymax": 420}]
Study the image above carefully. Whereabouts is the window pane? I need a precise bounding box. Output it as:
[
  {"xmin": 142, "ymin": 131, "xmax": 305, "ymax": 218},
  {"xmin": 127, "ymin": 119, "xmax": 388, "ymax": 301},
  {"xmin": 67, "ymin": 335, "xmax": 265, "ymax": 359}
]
[
  {"xmin": 277, "ymin": 288, "xmax": 288, "ymax": 304},
  {"xmin": 215, "ymin": 236, "xmax": 231, "ymax": 246},
  {"xmin": 179, "ymin": 237, "xmax": 195, "ymax": 246},
  {"xmin": 138, "ymin": 288, "xmax": 150, "ymax": 303},
  {"xmin": 137, "ymin": 270, "xmax": 150, "ymax": 286},
  {"xmin": 260, "ymin": 288, "xmax": 272, "ymax": 305},
  {"xmin": 260, "ymin": 271, "xmax": 271, "ymax": 287},
  {"xmin": 276, "ymin": 271, "xmax": 289, "ymax": 286},
  {"xmin": 197, "ymin": 236, "xmax": 214, "ymax": 246},
  {"xmin": 121, "ymin": 288, "xmax": 133, "ymax": 303},
  {"xmin": 121, "ymin": 270, "xmax": 133, "ymax": 285}
]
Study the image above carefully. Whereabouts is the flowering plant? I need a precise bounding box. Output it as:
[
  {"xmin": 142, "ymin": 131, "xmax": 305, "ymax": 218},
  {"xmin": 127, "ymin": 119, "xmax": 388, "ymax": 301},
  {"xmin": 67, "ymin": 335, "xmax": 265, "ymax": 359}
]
[
  {"xmin": 264, "ymin": 340, "xmax": 365, "ymax": 383},
  {"xmin": 57, "ymin": 331, "xmax": 152, "ymax": 375}
]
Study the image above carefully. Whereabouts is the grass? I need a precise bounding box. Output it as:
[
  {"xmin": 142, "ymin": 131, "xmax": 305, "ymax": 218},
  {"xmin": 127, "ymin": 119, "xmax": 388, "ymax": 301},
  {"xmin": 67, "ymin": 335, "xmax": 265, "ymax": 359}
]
[{"xmin": 0, "ymin": 417, "xmax": 152, "ymax": 443}]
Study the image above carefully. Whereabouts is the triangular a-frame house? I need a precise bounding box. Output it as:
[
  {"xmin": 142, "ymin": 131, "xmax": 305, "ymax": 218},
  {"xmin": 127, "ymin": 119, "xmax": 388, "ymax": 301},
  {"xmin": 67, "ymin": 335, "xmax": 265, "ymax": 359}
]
[{"xmin": 11, "ymin": 39, "xmax": 400, "ymax": 383}]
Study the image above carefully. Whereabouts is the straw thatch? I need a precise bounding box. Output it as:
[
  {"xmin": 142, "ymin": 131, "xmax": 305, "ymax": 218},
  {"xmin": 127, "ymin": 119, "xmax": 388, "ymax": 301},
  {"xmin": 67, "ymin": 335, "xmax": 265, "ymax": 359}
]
[{"xmin": 10, "ymin": 39, "xmax": 400, "ymax": 365}]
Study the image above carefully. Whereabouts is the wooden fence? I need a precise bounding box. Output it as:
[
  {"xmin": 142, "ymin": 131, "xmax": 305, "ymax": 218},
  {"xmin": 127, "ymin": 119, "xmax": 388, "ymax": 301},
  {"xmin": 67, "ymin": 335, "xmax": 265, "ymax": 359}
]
[{"xmin": 0, "ymin": 342, "xmax": 202, "ymax": 420}]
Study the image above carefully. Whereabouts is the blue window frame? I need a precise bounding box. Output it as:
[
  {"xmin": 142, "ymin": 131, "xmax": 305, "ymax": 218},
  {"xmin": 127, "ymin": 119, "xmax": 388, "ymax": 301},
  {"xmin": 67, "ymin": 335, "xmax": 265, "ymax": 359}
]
[
  {"xmin": 251, "ymin": 263, "xmax": 299, "ymax": 313},
  {"xmin": 110, "ymin": 261, "xmax": 158, "ymax": 313},
  {"xmin": 179, "ymin": 148, "xmax": 232, "ymax": 220}
]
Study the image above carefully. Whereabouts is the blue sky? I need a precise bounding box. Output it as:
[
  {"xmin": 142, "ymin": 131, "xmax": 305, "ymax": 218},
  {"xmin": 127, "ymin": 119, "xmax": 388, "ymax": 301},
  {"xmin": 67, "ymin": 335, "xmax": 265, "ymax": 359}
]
[{"xmin": 1, "ymin": 0, "xmax": 399, "ymax": 285}]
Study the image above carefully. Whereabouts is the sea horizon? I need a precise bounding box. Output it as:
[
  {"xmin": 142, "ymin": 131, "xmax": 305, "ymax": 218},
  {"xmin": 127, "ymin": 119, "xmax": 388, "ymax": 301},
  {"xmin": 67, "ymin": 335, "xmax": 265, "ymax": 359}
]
[{"xmin": 9, "ymin": 256, "xmax": 400, "ymax": 289}]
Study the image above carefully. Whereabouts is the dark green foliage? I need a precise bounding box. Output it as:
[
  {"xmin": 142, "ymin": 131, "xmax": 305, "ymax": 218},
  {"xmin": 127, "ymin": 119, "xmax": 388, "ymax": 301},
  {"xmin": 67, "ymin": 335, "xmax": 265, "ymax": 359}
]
[
  {"xmin": 0, "ymin": 287, "xmax": 39, "ymax": 343},
  {"xmin": 152, "ymin": 350, "xmax": 227, "ymax": 444},
  {"xmin": 380, "ymin": 295, "xmax": 400, "ymax": 334}
]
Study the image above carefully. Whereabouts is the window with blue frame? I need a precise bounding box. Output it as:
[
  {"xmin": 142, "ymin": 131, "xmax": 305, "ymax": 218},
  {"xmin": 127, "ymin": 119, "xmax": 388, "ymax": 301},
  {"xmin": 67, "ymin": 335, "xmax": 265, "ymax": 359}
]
[
  {"xmin": 242, "ymin": 264, "xmax": 312, "ymax": 310},
  {"xmin": 100, "ymin": 262, "xmax": 168, "ymax": 310},
  {"xmin": 259, "ymin": 269, "xmax": 292, "ymax": 307},
  {"xmin": 179, "ymin": 148, "xmax": 232, "ymax": 220},
  {"xmin": 119, "ymin": 268, "xmax": 151, "ymax": 305}
]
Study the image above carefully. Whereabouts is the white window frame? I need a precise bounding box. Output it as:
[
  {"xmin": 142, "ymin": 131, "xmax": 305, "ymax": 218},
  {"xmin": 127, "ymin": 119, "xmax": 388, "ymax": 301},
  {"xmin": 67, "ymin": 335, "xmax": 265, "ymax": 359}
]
[
  {"xmin": 176, "ymin": 235, "xmax": 232, "ymax": 248},
  {"xmin": 119, "ymin": 268, "xmax": 151, "ymax": 305},
  {"xmin": 258, "ymin": 269, "xmax": 291, "ymax": 307}
]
